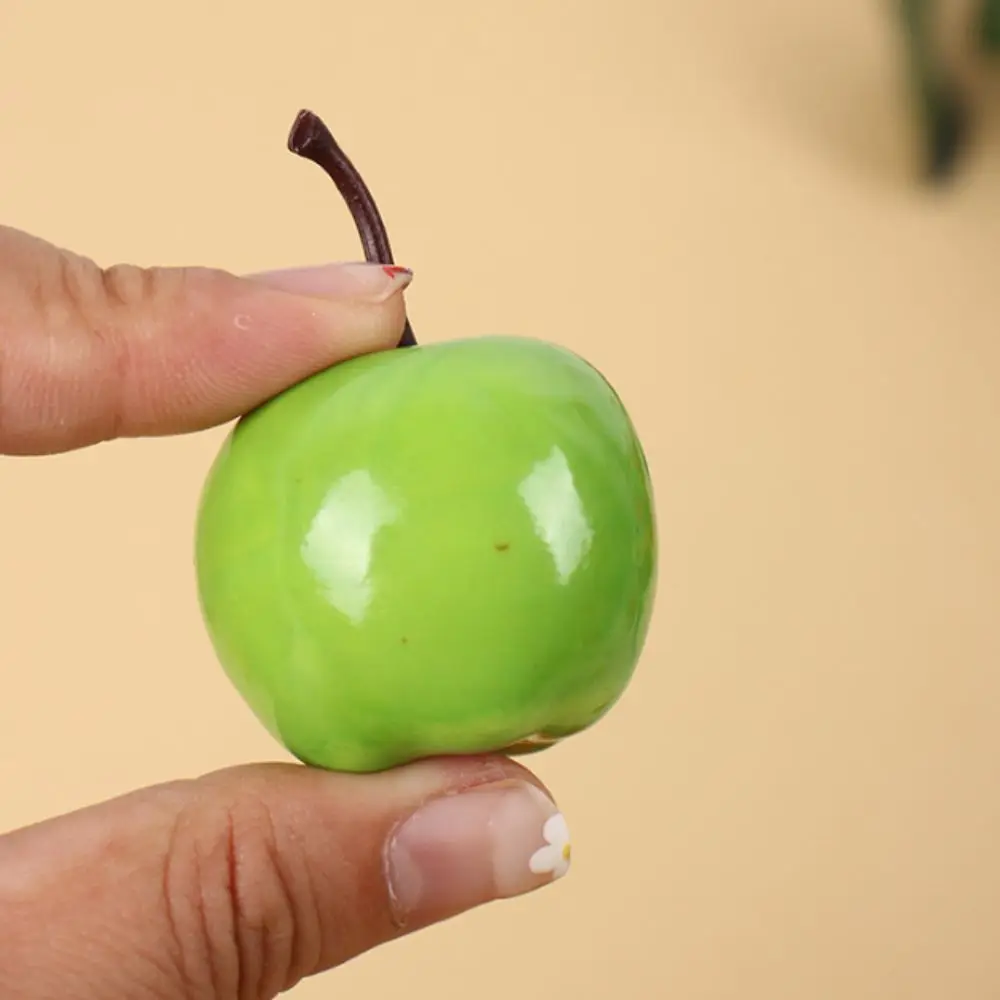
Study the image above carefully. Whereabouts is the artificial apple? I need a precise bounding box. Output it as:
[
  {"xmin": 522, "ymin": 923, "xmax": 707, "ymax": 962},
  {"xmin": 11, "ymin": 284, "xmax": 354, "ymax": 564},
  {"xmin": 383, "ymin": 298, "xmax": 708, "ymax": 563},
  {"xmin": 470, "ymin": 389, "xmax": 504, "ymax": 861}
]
[{"xmin": 194, "ymin": 110, "xmax": 657, "ymax": 773}]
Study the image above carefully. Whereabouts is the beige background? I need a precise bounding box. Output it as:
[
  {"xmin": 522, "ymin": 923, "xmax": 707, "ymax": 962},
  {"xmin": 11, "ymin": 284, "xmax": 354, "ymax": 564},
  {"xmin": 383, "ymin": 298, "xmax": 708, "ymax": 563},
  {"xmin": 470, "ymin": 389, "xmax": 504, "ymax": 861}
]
[{"xmin": 3, "ymin": 1, "xmax": 1000, "ymax": 997}]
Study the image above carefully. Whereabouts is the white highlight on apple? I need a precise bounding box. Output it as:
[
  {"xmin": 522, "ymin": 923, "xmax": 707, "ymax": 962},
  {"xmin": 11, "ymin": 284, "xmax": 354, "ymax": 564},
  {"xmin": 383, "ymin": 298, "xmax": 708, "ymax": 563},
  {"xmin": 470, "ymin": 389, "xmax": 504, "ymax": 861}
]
[
  {"xmin": 301, "ymin": 470, "xmax": 400, "ymax": 624},
  {"xmin": 517, "ymin": 446, "xmax": 594, "ymax": 585}
]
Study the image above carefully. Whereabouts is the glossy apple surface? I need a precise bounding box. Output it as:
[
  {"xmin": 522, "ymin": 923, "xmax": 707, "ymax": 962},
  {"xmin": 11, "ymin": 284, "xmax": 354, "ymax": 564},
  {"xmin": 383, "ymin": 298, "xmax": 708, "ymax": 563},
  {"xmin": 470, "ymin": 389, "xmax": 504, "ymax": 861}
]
[{"xmin": 195, "ymin": 335, "xmax": 657, "ymax": 772}]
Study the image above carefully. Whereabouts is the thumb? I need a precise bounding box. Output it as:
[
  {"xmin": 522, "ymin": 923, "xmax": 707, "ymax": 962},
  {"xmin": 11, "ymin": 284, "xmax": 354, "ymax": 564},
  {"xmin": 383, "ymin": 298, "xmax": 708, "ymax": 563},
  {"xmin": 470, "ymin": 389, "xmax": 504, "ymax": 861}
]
[
  {"xmin": 0, "ymin": 225, "xmax": 412, "ymax": 456},
  {"xmin": 0, "ymin": 757, "xmax": 570, "ymax": 999}
]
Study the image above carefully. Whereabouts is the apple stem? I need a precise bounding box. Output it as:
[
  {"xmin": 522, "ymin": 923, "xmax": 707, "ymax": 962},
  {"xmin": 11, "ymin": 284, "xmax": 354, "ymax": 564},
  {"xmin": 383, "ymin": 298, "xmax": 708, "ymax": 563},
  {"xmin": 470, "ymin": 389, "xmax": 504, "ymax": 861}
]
[{"xmin": 287, "ymin": 109, "xmax": 417, "ymax": 348}]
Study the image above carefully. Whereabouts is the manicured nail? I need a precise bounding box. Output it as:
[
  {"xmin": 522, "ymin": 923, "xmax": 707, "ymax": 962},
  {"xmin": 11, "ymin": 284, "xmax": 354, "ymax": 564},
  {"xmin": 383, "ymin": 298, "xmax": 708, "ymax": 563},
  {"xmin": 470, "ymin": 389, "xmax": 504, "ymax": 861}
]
[
  {"xmin": 385, "ymin": 780, "xmax": 571, "ymax": 927},
  {"xmin": 245, "ymin": 262, "xmax": 413, "ymax": 303}
]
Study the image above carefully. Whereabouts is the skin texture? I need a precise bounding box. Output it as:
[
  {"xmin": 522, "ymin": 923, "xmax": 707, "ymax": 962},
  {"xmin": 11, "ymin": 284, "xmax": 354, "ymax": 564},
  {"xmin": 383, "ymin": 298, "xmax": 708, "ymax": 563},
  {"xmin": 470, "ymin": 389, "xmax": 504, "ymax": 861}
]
[
  {"xmin": 0, "ymin": 230, "xmax": 408, "ymax": 457},
  {"xmin": 1, "ymin": 225, "xmax": 573, "ymax": 999},
  {"xmin": 196, "ymin": 336, "xmax": 658, "ymax": 772}
]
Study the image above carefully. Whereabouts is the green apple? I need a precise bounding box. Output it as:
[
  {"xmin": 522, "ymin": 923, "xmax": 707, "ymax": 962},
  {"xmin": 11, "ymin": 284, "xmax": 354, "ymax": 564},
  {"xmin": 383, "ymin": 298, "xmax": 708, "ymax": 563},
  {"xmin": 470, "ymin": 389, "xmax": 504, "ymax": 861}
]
[{"xmin": 193, "ymin": 111, "xmax": 657, "ymax": 773}]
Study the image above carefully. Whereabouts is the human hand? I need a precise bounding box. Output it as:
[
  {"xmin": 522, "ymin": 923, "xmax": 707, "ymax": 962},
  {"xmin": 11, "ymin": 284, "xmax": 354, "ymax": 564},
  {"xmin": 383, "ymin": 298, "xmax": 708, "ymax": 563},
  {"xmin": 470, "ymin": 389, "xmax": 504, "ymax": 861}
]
[{"xmin": 0, "ymin": 226, "xmax": 570, "ymax": 998}]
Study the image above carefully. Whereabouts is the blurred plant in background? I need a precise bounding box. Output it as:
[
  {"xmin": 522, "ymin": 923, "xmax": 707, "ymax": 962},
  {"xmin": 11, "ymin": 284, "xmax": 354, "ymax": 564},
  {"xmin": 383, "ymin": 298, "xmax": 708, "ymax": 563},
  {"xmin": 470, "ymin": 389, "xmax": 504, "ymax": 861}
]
[{"xmin": 899, "ymin": 0, "xmax": 1000, "ymax": 179}]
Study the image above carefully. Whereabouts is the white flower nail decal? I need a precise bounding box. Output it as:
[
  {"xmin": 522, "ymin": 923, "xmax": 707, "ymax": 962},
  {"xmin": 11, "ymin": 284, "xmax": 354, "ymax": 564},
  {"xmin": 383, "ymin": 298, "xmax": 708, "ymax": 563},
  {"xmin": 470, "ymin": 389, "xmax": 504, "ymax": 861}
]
[{"xmin": 528, "ymin": 812, "xmax": 572, "ymax": 879}]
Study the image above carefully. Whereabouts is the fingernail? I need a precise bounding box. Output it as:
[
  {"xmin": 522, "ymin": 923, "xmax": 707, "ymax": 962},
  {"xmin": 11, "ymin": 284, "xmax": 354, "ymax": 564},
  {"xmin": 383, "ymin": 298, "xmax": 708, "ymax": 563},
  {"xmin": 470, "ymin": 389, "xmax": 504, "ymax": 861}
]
[
  {"xmin": 244, "ymin": 262, "xmax": 413, "ymax": 304},
  {"xmin": 385, "ymin": 780, "xmax": 571, "ymax": 928}
]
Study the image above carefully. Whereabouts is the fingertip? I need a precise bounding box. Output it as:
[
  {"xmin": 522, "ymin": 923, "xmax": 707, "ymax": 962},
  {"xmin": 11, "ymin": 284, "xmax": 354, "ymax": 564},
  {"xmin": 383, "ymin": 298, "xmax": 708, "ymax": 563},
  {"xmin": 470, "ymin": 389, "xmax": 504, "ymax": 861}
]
[
  {"xmin": 384, "ymin": 774, "xmax": 569, "ymax": 930},
  {"xmin": 238, "ymin": 260, "xmax": 412, "ymax": 358},
  {"xmin": 111, "ymin": 263, "xmax": 411, "ymax": 437},
  {"xmin": 278, "ymin": 754, "xmax": 569, "ymax": 930},
  {"xmin": 220, "ymin": 754, "xmax": 568, "ymax": 947},
  {"xmin": 198, "ymin": 262, "xmax": 410, "ymax": 355},
  {"xmin": 0, "ymin": 754, "xmax": 566, "ymax": 994},
  {"xmin": 244, "ymin": 261, "xmax": 413, "ymax": 305},
  {"xmin": 0, "ymin": 237, "xmax": 414, "ymax": 452}
]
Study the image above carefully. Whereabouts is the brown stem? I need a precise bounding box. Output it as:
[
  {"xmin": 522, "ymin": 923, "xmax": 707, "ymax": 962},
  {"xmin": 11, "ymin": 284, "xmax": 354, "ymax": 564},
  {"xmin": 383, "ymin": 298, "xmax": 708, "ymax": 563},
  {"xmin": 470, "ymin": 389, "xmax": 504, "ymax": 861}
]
[{"xmin": 287, "ymin": 109, "xmax": 416, "ymax": 347}]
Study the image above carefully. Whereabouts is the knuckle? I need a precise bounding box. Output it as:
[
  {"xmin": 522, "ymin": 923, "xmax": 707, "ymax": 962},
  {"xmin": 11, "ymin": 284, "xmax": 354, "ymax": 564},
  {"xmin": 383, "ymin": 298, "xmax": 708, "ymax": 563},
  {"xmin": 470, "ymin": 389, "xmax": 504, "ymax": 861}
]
[
  {"xmin": 42, "ymin": 251, "xmax": 128, "ymax": 337},
  {"xmin": 98, "ymin": 261, "xmax": 159, "ymax": 310},
  {"xmin": 45, "ymin": 252, "xmax": 181, "ymax": 333},
  {"xmin": 8, "ymin": 252, "xmax": 185, "ymax": 449},
  {"xmin": 0, "ymin": 227, "xmax": 197, "ymax": 453},
  {"xmin": 161, "ymin": 791, "xmax": 321, "ymax": 999}
]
